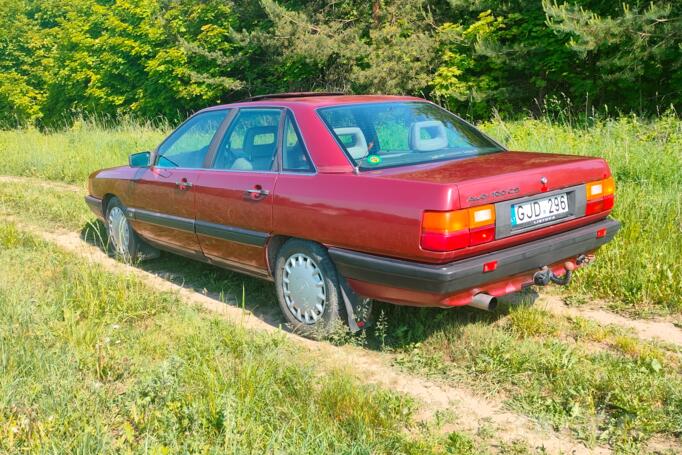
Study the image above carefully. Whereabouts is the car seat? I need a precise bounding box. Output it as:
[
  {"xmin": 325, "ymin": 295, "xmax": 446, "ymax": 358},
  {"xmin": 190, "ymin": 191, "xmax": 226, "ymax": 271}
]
[
  {"xmin": 242, "ymin": 125, "xmax": 278, "ymax": 171},
  {"xmin": 409, "ymin": 120, "xmax": 447, "ymax": 151},
  {"xmin": 334, "ymin": 127, "xmax": 369, "ymax": 159}
]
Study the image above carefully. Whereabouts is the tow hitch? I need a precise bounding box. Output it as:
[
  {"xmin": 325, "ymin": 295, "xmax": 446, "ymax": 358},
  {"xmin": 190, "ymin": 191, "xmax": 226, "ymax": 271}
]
[{"xmin": 533, "ymin": 260, "xmax": 577, "ymax": 287}]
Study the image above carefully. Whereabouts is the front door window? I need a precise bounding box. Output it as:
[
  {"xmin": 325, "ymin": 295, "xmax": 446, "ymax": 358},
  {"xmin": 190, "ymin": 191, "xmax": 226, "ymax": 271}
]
[{"xmin": 156, "ymin": 110, "xmax": 229, "ymax": 168}]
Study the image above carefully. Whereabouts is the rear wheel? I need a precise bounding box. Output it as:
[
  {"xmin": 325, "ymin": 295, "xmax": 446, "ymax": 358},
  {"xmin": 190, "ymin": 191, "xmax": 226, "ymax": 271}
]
[{"xmin": 274, "ymin": 239, "xmax": 345, "ymax": 336}]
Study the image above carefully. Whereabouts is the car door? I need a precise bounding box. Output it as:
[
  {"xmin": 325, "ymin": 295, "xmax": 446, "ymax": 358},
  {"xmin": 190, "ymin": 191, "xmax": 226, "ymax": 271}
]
[
  {"xmin": 129, "ymin": 109, "xmax": 230, "ymax": 254},
  {"xmin": 194, "ymin": 108, "xmax": 282, "ymax": 274}
]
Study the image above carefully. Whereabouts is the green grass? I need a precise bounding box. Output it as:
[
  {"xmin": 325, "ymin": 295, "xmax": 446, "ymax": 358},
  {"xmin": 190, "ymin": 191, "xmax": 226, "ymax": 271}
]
[
  {"xmin": 382, "ymin": 302, "xmax": 682, "ymax": 452},
  {"xmin": 0, "ymin": 180, "xmax": 91, "ymax": 231},
  {"xmin": 0, "ymin": 118, "xmax": 166, "ymax": 185},
  {"xmin": 1, "ymin": 223, "xmax": 467, "ymax": 453}
]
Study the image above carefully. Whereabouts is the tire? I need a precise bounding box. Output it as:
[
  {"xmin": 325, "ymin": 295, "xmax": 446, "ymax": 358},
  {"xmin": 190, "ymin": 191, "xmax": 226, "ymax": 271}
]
[
  {"xmin": 105, "ymin": 197, "xmax": 143, "ymax": 262},
  {"xmin": 274, "ymin": 239, "xmax": 346, "ymax": 336}
]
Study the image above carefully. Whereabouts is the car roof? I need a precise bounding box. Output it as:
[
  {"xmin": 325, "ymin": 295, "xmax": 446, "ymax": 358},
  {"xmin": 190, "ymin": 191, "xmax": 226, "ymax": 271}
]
[{"xmin": 199, "ymin": 94, "xmax": 425, "ymax": 111}]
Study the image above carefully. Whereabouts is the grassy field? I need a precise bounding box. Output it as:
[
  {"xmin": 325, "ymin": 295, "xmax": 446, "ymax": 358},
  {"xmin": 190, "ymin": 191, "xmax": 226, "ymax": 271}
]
[
  {"xmin": 0, "ymin": 119, "xmax": 166, "ymax": 185},
  {"xmin": 0, "ymin": 115, "xmax": 680, "ymax": 315},
  {"xmin": 2, "ymin": 180, "xmax": 682, "ymax": 452},
  {"xmin": 386, "ymin": 303, "xmax": 682, "ymax": 451},
  {"xmin": 1, "ymin": 223, "xmax": 469, "ymax": 453}
]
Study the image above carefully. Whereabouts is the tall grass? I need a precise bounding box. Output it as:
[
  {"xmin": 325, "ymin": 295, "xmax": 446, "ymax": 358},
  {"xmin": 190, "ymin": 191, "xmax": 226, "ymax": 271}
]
[{"xmin": 0, "ymin": 118, "xmax": 167, "ymax": 185}]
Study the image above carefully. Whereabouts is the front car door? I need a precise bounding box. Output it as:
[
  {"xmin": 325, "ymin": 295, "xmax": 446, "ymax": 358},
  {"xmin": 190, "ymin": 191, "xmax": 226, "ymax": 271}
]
[
  {"xmin": 129, "ymin": 109, "xmax": 230, "ymax": 255},
  {"xmin": 194, "ymin": 108, "xmax": 283, "ymax": 275}
]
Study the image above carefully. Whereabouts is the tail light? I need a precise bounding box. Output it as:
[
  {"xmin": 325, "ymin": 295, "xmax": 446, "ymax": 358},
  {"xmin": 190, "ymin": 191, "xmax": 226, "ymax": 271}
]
[
  {"xmin": 586, "ymin": 176, "xmax": 615, "ymax": 215},
  {"xmin": 421, "ymin": 205, "xmax": 496, "ymax": 252}
]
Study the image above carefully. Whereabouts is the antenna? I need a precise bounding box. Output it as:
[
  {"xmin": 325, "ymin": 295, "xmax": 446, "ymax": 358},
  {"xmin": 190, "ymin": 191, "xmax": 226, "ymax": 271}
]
[{"xmin": 243, "ymin": 92, "xmax": 346, "ymax": 102}]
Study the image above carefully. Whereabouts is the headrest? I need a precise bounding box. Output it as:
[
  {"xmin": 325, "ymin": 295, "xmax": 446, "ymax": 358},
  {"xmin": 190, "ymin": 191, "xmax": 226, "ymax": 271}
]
[
  {"xmin": 231, "ymin": 157, "xmax": 253, "ymax": 171},
  {"xmin": 409, "ymin": 120, "xmax": 447, "ymax": 152},
  {"xmin": 244, "ymin": 126, "xmax": 277, "ymax": 158},
  {"xmin": 334, "ymin": 127, "xmax": 368, "ymax": 159}
]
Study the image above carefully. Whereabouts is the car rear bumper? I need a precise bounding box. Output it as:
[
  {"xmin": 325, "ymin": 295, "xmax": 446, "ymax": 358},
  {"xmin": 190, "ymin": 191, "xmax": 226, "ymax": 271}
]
[{"xmin": 329, "ymin": 218, "xmax": 620, "ymax": 304}]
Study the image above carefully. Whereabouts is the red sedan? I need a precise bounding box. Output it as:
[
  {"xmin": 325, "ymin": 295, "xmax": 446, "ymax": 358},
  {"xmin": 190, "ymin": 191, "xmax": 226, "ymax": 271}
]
[{"xmin": 85, "ymin": 93, "xmax": 619, "ymax": 334}]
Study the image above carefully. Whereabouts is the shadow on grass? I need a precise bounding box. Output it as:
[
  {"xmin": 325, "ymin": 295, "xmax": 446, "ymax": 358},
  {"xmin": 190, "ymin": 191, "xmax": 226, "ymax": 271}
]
[
  {"xmin": 79, "ymin": 220, "xmax": 539, "ymax": 348},
  {"xmin": 79, "ymin": 221, "xmax": 284, "ymax": 328},
  {"xmin": 368, "ymin": 290, "xmax": 539, "ymax": 350}
]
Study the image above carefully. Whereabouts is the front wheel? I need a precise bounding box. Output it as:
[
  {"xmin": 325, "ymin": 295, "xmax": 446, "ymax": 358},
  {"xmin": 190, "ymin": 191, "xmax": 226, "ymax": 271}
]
[
  {"xmin": 106, "ymin": 197, "xmax": 143, "ymax": 262},
  {"xmin": 274, "ymin": 239, "xmax": 346, "ymax": 336}
]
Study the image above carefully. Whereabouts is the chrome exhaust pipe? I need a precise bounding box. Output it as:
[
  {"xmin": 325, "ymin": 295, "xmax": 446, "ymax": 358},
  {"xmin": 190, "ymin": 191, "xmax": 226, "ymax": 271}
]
[{"xmin": 468, "ymin": 293, "xmax": 498, "ymax": 311}]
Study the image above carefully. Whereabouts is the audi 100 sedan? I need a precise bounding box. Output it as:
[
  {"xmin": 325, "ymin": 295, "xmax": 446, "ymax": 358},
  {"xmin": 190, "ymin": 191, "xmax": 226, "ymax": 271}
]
[{"xmin": 85, "ymin": 93, "xmax": 620, "ymax": 334}]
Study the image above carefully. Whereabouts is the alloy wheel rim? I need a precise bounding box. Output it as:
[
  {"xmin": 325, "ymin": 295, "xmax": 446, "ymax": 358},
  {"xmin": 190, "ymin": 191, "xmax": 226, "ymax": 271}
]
[
  {"xmin": 282, "ymin": 253, "xmax": 326, "ymax": 324},
  {"xmin": 107, "ymin": 206, "xmax": 129, "ymax": 256}
]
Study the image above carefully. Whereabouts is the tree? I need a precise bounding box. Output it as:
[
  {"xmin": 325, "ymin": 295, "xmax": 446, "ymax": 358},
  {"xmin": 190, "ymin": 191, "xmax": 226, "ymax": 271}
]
[
  {"xmin": 0, "ymin": 0, "xmax": 49, "ymax": 125},
  {"xmin": 545, "ymin": 1, "xmax": 682, "ymax": 112}
]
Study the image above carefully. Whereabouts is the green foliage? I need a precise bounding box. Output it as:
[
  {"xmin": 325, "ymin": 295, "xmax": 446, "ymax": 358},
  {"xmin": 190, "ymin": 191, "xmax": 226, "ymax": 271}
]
[
  {"xmin": 2, "ymin": 0, "xmax": 242, "ymax": 126},
  {"xmin": 1, "ymin": 0, "xmax": 679, "ymax": 125},
  {"xmin": 544, "ymin": 1, "xmax": 682, "ymax": 112},
  {"xmin": 0, "ymin": 0, "xmax": 49, "ymax": 125},
  {"xmin": 246, "ymin": 0, "xmax": 438, "ymax": 94}
]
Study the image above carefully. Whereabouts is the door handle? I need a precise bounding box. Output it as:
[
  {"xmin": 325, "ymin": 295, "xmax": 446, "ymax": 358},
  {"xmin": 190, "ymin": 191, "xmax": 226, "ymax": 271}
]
[
  {"xmin": 245, "ymin": 186, "xmax": 269, "ymax": 200},
  {"xmin": 176, "ymin": 178, "xmax": 192, "ymax": 190}
]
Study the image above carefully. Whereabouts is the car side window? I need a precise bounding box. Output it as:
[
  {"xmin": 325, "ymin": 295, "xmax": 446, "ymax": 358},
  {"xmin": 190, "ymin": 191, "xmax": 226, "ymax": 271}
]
[
  {"xmin": 213, "ymin": 109, "xmax": 281, "ymax": 172},
  {"xmin": 283, "ymin": 113, "xmax": 314, "ymax": 172},
  {"xmin": 156, "ymin": 110, "xmax": 228, "ymax": 168}
]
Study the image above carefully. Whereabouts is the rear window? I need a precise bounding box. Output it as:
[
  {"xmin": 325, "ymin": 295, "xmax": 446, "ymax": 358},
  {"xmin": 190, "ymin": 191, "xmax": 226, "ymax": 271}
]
[{"xmin": 318, "ymin": 102, "xmax": 504, "ymax": 170}]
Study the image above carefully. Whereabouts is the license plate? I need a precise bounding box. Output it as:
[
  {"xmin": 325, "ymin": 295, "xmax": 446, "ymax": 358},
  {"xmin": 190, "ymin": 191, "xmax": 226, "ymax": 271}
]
[{"xmin": 511, "ymin": 193, "xmax": 569, "ymax": 227}]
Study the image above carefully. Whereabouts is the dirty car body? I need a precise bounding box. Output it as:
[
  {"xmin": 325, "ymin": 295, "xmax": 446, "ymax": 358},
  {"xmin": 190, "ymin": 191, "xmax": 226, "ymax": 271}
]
[{"xmin": 86, "ymin": 94, "xmax": 619, "ymax": 329}]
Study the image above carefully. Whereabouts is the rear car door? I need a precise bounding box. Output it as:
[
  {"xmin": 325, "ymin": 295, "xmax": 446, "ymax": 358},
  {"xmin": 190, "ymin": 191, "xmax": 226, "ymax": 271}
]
[
  {"xmin": 129, "ymin": 109, "xmax": 230, "ymax": 254},
  {"xmin": 194, "ymin": 108, "xmax": 282, "ymax": 275}
]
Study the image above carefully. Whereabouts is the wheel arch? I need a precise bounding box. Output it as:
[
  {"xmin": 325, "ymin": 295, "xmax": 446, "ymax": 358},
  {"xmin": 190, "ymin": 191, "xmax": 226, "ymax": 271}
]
[
  {"xmin": 266, "ymin": 235, "xmax": 342, "ymax": 277},
  {"xmin": 102, "ymin": 193, "xmax": 117, "ymax": 215},
  {"xmin": 266, "ymin": 234, "xmax": 290, "ymax": 276}
]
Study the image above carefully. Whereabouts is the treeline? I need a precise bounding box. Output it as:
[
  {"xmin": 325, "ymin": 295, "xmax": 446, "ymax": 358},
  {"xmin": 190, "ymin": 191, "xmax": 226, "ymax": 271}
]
[{"xmin": 1, "ymin": 0, "xmax": 680, "ymax": 126}]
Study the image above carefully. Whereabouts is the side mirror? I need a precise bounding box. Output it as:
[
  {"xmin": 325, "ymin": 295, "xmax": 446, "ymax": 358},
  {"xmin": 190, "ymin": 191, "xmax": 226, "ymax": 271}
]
[{"xmin": 129, "ymin": 151, "xmax": 151, "ymax": 168}]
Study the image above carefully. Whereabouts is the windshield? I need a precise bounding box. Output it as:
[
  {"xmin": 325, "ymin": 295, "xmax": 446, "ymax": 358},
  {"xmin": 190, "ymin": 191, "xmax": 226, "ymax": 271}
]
[{"xmin": 318, "ymin": 102, "xmax": 504, "ymax": 170}]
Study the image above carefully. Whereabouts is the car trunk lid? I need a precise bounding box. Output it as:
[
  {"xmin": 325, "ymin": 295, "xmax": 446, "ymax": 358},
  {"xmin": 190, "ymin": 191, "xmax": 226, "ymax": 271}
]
[{"xmin": 374, "ymin": 151, "xmax": 610, "ymax": 208}]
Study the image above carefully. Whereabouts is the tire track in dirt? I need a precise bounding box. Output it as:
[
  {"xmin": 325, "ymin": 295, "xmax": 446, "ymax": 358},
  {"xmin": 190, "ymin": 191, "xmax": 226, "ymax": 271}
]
[
  {"xmin": 11, "ymin": 220, "xmax": 608, "ymax": 455},
  {"xmin": 0, "ymin": 175, "xmax": 84, "ymax": 192},
  {"xmin": 4, "ymin": 173, "xmax": 681, "ymax": 349},
  {"xmin": 536, "ymin": 294, "xmax": 682, "ymax": 347}
]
